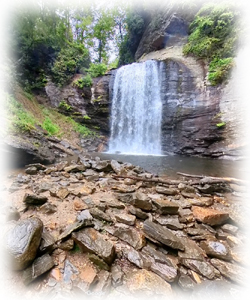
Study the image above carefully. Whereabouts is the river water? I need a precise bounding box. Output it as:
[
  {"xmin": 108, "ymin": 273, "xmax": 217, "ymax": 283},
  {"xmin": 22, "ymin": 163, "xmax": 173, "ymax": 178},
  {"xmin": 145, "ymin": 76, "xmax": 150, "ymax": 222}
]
[{"xmin": 92, "ymin": 152, "xmax": 247, "ymax": 180}]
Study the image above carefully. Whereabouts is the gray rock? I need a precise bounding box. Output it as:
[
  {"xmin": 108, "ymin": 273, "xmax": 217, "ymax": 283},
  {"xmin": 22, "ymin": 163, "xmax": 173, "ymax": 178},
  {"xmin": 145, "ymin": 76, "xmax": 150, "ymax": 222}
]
[
  {"xmin": 64, "ymin": 164, "xmax": 86, "ymax": 173},
  {"xmin": 156, "ymin": 186, "xmax": 179, "ymax": 196},
  {"xmin": 23, "ymin": 193, "xmax": 48, "ymax": 206},
  {"xmin": 129, "ymin": 206, "xmax": 149, "ymax": 219},
  {"xmin": 114, "ymin": 213, "xmax": 136, "ymax": 226},
  {"xmin": 25, "ymin": 166, "xmax": 38, "ymax": 175},
  {"xmin": 25, "ymin": 163, "xmax": 46, "ymax": 170},
  {"xmin": 76, "ymin": 209, "xmax": 93, "ymax": 223},
  {"xmin": 40, "ymin": 229, "xmax": 55, "ymax": 252},
  {"xmin": 181, "ymin": 259, "xmax": 216, "ymax": 279},
  {"xmin": 6, "ymin": 217, "xmax": 43, "ymax": 270},
  {"xmin": 89, "ymin": 207, "xmax": 112, "ymax": 222},
  {"xmin": 111, "ymin": 160, "xmax": 125, "ymax": 174},
  {"xmin": 123, "ymin": 247, "xmax": 145, "ymax": 268},
  {"xmin": 39, "ymin": 202, "xmax": 57, "ymax": 214},
  {"xmin": 210, "ymin": 258, "xmax": 247, "ymax": 285},
  {"xmin": 151, "ymin": 198, "xmax": 179, "ymax": 215},
  {"xmin": 58, "ymin": 219, "xmax": 93, "ymax": 241},
  {"xmin": 154, "ymin": 215, "xmax": 184, "ymax": 230},
  {"xmin": 22, "ymin": 253, "xmax": 54, "ymax": 285},
  {"xmin": 143, "ymin": 220, "xmax": 185, "ymax": 251},
  {"xmin": 72, "ymin": 228, "xmax": 115, "ymax": 264},
  {"xmin": 91, "ymin": 270, "xmax": 112, "ymax": 295},
  {"xmin": 92, "ymin": 160, "xmax": 112, "ymax": 172},
  {"xmin": 221, "ymin": 223, "xmax": 239, "ymax": 235},
  {"xmin": 178, "ymin": 238, "xmax": 206, "ymax": 260},
  {"xmin": 115, "ymin": 193, "xmax": 134, "ymax": 204},
  {"xmin": 111, "ymin": 265, "xmax": 124, "ymax": 287},
  {"xmin": 200, "ymin": 240, "xmax": 232, "ymax": 261},
  {"xmin": 88, "ymin": 253, "xmax": 110, "ymax": 271},
  {"xmin": 150, "ymin": 261, "xmax": 177, "ymax": 282},
  {"xmin": 113, "ymin": 224, "xmax": 146, "ymax": 250},
  {"xmin": 178, "ymin": 274, "xmax": 196, "ymax": 291},
  {"xmin": 133, "ymin": 191, "xmax": 152, "ymax": 211}
]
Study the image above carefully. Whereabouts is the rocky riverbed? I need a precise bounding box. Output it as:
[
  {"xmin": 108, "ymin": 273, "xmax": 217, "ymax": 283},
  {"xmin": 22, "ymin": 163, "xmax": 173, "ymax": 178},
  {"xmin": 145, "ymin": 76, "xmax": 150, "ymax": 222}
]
[{"xmin": 1, "ymin": 155, "xmax": 249, "ymax": 300}]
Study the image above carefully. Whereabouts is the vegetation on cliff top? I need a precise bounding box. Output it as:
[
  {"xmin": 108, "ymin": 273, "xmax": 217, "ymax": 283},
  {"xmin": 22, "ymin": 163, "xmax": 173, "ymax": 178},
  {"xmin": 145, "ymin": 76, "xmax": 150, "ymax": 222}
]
[{"xmin": 183, "ymin": 3, "xmax": 240, "ymax": 85}]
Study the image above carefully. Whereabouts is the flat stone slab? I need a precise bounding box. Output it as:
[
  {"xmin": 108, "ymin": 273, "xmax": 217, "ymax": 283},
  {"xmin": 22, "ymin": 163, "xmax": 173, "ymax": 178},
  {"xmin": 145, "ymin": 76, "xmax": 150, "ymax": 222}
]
[
  {"xmin": 210, "ymin": 258, "xmax": 247, "ymax": 285},
  {"xmin": 151, "ymin": 198, "xmax": 179, "ymax": 215},
  {"xmin": 6, "ymin": 217, "xmax": 43, "ymax": 270},
  {"xmin": 143, "ymin": 220, "xmax": 185, "ymax": 251},
  {"xmin": 22, "ymin": 253, "xmax": 54, "ymax": 285},
  {"xmin": 154, "ymin": 215, "xmax": 184, "ymax": 230},
  {"xmin": 181, "ymin": 258, "xmax": 216, "ymax": 279},
  {"xmin": 192, "ymin": 206, "xmax": 229, "ymax": 226},
  {"xmin": 126, "ymin": 269, "xmax": 172, "ymax": 296},
  {"xmin": 156, "ymin": 186, "xmax": 179, "ymax": 196},
  {"xmin": 178, "ymin": 238, "xmax": 206, "ymax": 260},
  {"xmin": 72, "ymin": 228, "xmax": 115, "ymax": 264},
  {"xmin": 114, "ymin": 213, "xmax": 136, "ymax": 225},
  {"xmin": 112, "ymin": 224, "xmax": 146, "ymax": 250}
]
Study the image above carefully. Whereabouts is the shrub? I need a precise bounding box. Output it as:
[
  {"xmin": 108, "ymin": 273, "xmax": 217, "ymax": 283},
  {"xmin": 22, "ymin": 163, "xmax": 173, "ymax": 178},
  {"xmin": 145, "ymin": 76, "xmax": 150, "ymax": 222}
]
[
  {"xmin": 58, "ymin": 100, "xmax": 72, "ymax": 111},
  {"xmin": 87, "ymin": 63, "xmax": 108, "ymax": 78},
  {"xmin": 73, "ymin": 75, "xmax": 93, "ymax": 88},
  {"xmin": 183, "ymin": 3, "xmax": 240, "ymax": 85}
]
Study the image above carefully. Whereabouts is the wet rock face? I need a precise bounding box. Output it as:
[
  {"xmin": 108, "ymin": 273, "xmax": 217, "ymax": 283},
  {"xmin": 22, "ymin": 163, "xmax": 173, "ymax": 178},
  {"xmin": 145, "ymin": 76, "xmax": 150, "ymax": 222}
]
[{"xmin": 6, "ymin": 217, "xmax": 43, "ymax": 270}]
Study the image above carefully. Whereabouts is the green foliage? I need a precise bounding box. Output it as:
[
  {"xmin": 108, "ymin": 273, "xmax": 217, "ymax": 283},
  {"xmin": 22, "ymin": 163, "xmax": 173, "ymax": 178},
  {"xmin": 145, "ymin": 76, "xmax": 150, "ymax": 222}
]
[
  {"xmin": 118, "ymin": 10, "xmax": 147, "ymax": 66},
  {"xmin": 41, "ymin": 117, "xmax": 60, "ymax": 136},
  {"xmin": 68, "ymin": 118, "xmax": 95, "ymax": 137},
  {"xmin": 183, "ymin": 3, "xmax": 240, "ymax": 85},
  {"xmin": 83, "ymin": 115, "xmax": 91, "ymax": 120},
  {"xmin": 6, "ymin": 93, "xmax": 36, "ymax": 132},
  {"xmin": 58, "ymin": 100, "xmax": 72, "ymax": 112},
  {"xmin": 87, "ymin": 63, "xmax": 108, "ymax": 77},
  {"xmin": 73, "ymin": 75, "xmax": 93, "ymax": 88},
  {"xmin": 51, "ymin": 44, "xmax": 90, "ymax": 86},
  {"xmin": 216, "ymin": 122, "xmax": 226, "ymax": 128},
  {"xmin": 208, "ymin": 57, "xmax": 234, "ymax": 85}
]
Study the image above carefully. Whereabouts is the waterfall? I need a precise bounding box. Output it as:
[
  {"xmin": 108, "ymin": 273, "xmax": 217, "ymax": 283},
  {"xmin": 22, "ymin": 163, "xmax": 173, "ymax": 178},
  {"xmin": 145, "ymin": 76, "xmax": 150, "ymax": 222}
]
[{"xmin": 109, "ymin": 60, "xmax": 164, "ymax": 155}]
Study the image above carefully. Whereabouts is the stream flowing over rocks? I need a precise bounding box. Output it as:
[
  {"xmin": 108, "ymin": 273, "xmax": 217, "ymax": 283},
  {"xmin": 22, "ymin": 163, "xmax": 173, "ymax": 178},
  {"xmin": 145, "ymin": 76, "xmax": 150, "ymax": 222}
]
[{"xmin": 1, "ymin": 155, "xmax": 249, "ymax": 299}]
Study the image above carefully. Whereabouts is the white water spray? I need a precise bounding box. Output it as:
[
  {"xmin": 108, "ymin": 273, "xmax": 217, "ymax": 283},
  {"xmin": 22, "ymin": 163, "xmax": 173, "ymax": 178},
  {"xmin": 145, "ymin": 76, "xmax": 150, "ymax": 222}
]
[{"xmin": 109, "ymin": 60, "xmax": 164, "ymax": 155}]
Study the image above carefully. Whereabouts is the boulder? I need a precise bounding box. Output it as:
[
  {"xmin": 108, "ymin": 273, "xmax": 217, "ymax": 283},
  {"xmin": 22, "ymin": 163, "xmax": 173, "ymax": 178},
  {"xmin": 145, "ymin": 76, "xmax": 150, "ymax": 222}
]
[
  {"xmin": 111, "ymin": 160, "xmax": 125, "ymax": 174},
  {"xmin": 72, "ymin": 228, "xmax": 115, "ymax": 264},
  {"xmin": 6, "ymin": 217, "xmax": 43, "ymax": 270},
  {"xmin": 129, "ymin": 206, "xmax": 149, "ymax": 220},
  {"xmin": 192, "ymin": 206, "xmax": 229, "ymax": 226},
  {"xmin": 143, "ymin": 220, "xmax": 185, "ymax": 251}
]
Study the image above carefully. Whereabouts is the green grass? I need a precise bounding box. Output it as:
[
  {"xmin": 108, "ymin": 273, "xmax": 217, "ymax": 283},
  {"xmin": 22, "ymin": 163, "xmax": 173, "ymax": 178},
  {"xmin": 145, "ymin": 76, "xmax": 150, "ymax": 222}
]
[
  {"xmin": 41, "ymin": 116, "xmax": 60, "ymax": 136},
  {"xmin": 6, "ymin": 93, "xmax": 36, "ymax": 132}
]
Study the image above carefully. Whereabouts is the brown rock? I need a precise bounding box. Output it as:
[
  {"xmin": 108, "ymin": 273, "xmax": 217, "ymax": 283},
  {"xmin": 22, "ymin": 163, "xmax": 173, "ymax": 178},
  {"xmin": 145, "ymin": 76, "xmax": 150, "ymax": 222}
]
[
  {"xmin": 72, "ymin": 228, "xmax": 115, "ymax": 264},
  {"xmin": 114, "ymin": 213, "xmax": 136, "ymax": 226},
  {"xmin": 156, "ymin": 186, "xmax": 179, "ymax": 196},
  {"xmin": 192, "ymin": 206, "xmax": 229, "ymax": 226},
  {"xmin": 181, "ymin": 259, "xmax": 216, "ymax": 279},
  {"xmin": 126, "ymin": 269, "xmax": 172, "ymax": 296},
  {"xmin": 133, "ymin": 191, "xmax": 152, "ymax": 211},
  {"xmin": 73, "ymin": 198, "xmax": 88, "ymax": 211}
]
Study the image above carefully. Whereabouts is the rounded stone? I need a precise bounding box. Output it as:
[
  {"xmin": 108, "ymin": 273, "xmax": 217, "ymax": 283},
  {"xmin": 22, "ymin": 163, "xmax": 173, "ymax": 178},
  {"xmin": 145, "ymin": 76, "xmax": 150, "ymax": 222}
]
[{"xmin": 5, "ymin": 217, "xmax": 43, "ymax": 270}]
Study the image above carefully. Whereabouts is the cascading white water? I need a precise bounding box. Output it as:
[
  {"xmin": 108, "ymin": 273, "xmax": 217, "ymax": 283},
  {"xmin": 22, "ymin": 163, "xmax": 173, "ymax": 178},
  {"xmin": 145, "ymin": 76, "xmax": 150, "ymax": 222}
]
[{"xmin": 109, "ymin": 60, "xmax": 164, "ymax": 155}]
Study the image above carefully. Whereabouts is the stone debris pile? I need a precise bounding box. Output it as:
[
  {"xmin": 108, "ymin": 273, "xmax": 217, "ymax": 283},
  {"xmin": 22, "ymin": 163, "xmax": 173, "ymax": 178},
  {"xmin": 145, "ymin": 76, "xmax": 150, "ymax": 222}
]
[{"xmin": 3, "ymin": 155, "xmax": 247, "ymax": 298}]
